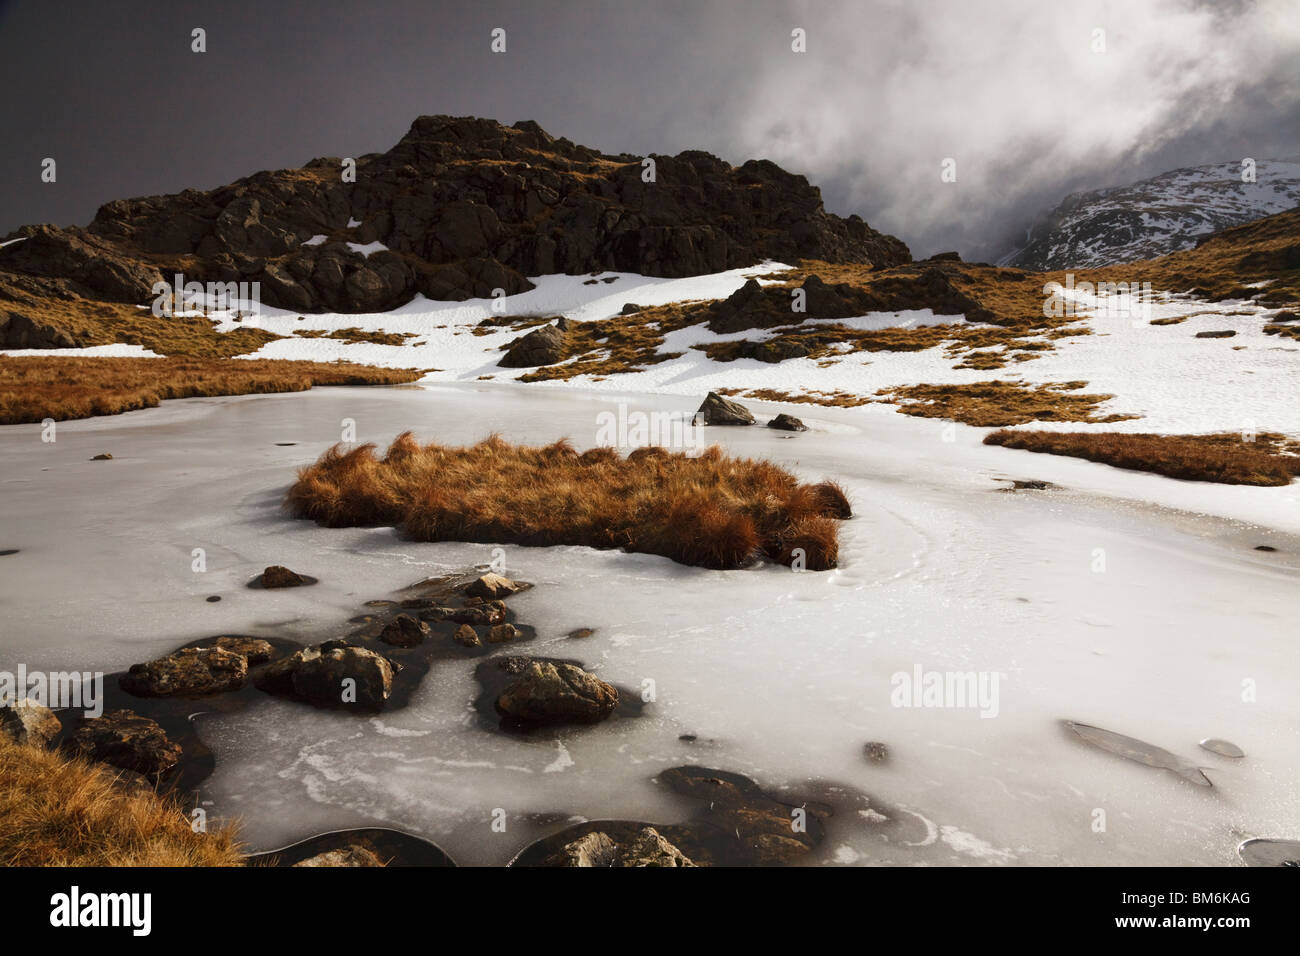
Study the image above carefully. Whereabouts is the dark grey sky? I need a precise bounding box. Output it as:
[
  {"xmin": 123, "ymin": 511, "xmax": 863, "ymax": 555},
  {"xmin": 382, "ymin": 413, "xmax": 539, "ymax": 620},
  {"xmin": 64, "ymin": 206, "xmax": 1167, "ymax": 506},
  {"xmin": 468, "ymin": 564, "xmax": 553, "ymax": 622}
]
[{"xmin": 3, "ymin": 0, "xmax": 1298, "ymax": 260}]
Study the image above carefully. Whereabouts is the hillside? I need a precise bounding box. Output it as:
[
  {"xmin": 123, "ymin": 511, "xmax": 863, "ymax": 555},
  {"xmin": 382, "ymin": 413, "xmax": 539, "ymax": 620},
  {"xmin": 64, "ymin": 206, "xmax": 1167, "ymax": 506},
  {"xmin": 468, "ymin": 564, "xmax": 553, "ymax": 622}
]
[
  {"xmin": 0, "ymin": 115, "xmax": 909, "ymax": 350},
  {"xmin": 1008, "ymin": 160, "xmax": 1300, "ymax": 270}
]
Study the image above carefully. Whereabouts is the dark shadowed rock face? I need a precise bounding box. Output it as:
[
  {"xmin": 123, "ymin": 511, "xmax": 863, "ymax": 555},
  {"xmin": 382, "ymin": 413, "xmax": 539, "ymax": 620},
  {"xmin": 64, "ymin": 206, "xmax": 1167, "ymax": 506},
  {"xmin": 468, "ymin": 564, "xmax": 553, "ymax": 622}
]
[
  {"xmin": 0, "ymin": 115, "xmax": 909, "ymax": 333},
  {"xmin": 707, "ymin": 268, "xmax": 992, "ymax": 334}
]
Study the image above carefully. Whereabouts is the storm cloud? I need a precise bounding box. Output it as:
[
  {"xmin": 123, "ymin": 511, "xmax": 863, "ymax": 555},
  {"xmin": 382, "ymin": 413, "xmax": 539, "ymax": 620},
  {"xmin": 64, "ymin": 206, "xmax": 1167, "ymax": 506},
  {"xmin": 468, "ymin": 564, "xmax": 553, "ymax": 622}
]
[{"xmin": 2, "ymin": 0, "xmax": 1297, "ymax": 261}]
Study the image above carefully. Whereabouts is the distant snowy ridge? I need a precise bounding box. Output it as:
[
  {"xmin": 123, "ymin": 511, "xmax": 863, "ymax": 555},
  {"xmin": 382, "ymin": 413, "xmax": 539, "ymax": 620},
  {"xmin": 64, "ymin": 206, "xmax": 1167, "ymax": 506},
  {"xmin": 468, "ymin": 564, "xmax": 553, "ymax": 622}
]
[{"xmin": 1007, "ymin": 159, "xmax": 1300, "ymax": 270}]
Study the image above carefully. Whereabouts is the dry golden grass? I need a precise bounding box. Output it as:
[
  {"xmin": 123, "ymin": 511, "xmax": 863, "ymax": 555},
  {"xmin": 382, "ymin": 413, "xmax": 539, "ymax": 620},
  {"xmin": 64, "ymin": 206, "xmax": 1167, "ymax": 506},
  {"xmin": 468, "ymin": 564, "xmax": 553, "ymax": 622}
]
[
  {"xmin": 984, "ymin": 429, "xmax": 1300, "ymax": 486},
  {"xmin": 294, "ymin": 327, "xmax": 417, "ymax": 346},
  {"xmin": 0, "ymin": 736, "xmax": 245, "ymax": 866},
  {"xmin": 287, "ymin": 432, "xmax": 851, "ymax": 569},
  {"xmin": 877, "ymin": 380, "xmax": 1137, "ymax": 427},
  {"xmin": 515, "ymin": 302, "xmax": 707, "ymax": 381},
  {"xmin": 718, "ymin": 386, "xmax": 875, "ymax": 408},
  {"xmin": 1083, "ymin": 207, "xmax": 1300, "ymax": 307},
  {"xmin": 0, "ymin": 356, "xmax": 424, "ymax": 424},
  {"xmin": 0, "ymin": 279, "xmax": 282, "ymax": 357}
]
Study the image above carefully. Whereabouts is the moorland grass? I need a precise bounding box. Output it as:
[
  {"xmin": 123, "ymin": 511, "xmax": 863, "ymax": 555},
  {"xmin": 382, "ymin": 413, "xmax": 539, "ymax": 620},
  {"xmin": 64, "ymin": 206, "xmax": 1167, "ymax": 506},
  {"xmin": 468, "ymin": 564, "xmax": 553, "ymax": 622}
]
[
  {"xmin": 286, "ymin": 432, "xmax": 851, "ymax": 569},
  {"xmin": 0, "ymin": 356, "xmax": 424, "ymax": 424},
  {"xmin": 0, "ymin": 736, "xmax": 244, "ymax": 866},
  {"xmin": 984, "ymin": 429, "xmax": 1300, "ymax": 486}
]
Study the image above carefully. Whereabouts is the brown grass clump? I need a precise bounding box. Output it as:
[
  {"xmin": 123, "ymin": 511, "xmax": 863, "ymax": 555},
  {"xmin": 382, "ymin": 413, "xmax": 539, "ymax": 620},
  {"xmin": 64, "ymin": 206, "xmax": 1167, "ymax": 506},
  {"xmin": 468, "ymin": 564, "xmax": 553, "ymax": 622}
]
[
  {"xmin": 286, "ymin": 432, "xmax": 852, "ymax": 570},
  {"xmin": 877, "ymin": 380, "xmax": 1138, "ymax": 427},
  {"xmin": 294, "ymin": 327, "xmax": 417, "ymax": 346},
  {"xmin": 0, "ymin": 736, "xmax": 244, "ymax": 866},
  {"xmin": 0, "ymin": 356, "xmax": 425, "ymax": 424},
  {"xmin": 515, "ymin": 302, "xmax": 708, "ymax": 381},
  {"xmin": 984, "ymin": 429, "xmax": 1300, "ymax": 486}
]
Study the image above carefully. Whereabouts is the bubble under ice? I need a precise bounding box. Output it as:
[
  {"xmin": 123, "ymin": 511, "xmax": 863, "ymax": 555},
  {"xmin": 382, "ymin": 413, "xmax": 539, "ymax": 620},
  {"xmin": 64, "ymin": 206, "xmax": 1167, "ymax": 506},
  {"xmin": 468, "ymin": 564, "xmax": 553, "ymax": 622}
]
[{"xmin": 1, "ymin": 383, "xmax": 1297, "ymax": 866}]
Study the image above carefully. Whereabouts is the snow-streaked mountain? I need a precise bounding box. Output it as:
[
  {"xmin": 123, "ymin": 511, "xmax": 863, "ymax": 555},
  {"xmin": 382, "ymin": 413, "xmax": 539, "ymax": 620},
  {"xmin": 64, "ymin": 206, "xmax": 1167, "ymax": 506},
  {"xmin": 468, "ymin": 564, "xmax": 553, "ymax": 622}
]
[{"xmin": 1006, "ymin": 160, "xmax": 1300, "ymax": 270}]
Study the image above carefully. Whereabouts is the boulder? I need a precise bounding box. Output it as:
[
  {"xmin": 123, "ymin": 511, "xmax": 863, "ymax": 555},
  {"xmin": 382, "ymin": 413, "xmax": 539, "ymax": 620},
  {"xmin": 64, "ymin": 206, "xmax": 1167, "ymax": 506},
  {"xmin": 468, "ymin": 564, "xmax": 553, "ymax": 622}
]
[
  {"xmin": 0, "ymin": 698, "xmax": 61, "ymax": 747},
  {"xmin": 452, "ymin": 624, "xmax": 482, "ymax": 647},
  {"xmin": 499, "ymin": 321, "xmax": 567, "ymax": 368},
  {"xmin": 621, "ymin": 827, "xmax": 696, "ymax": 867},
  {"xmin": 260, "ymin": 565, "xmax": 307, "ymax": 588},
  {"xmin": 767, "ymin": 413, "xmax": 808, "ymax": 432},
  {"xmin": 495, "ymin": 661, "xmax": 619, "ymax": 725},
  {"xmin": 695, "ymin": 391, "xmax": 755, "ymax": 426},
  {"xmin": 464, "ymin": 572, "xmax": 522, "ymax": 599},
  {"xmin": 1195, "ymin": 329, "xmax": 1236, "ymax": 338},
  {"xmin": 545, "ymin": 831, "xmax": 619, "ymax": 867},
  {"xmin": 379, "ymin": 613, "xmax": 430, "ymax": 648},
  {"xmin": 69, "ymin": 710, "xmax": 182, "ymax": 778},
  {"xmin": 119, "ymin": 646, "xmax": 248, "ymax": 697},
  {"xmin": 212, "ymin": 636, "xmax": 275, "ymax": 665},
  {"xmin": 255, "ymin": 644, "xmax": 394, "ymax": 710},
  {"xmin": 487, "ymin": 623, "xmax": 521, "ymax": 644},
  {"xmin": 293, "ymin": 845, "xmax": 385, "ymax": 867}
]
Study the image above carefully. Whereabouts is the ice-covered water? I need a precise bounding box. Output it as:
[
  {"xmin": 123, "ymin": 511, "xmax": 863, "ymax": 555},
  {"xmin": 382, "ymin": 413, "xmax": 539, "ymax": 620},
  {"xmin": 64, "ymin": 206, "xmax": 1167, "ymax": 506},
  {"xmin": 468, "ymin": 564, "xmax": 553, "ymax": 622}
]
[{"xmin": 1, "ymin": 383, "xmax": 1297, "ymax": 865}]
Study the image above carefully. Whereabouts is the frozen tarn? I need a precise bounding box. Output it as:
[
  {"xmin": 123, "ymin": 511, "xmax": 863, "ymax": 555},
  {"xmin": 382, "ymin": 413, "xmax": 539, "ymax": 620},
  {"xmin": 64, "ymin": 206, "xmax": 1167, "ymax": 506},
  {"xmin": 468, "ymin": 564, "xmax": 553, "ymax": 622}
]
[{"xmin": 0, "ymin": 383, "xmax": 1296, "ymax": 866}]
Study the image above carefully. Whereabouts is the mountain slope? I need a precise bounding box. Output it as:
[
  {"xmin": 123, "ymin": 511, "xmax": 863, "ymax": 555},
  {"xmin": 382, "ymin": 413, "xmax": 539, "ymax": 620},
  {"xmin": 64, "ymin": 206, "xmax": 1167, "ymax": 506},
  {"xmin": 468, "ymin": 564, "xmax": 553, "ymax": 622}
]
[
  {"xmin": 1008, "ymin": 160, "xmax": 1300, "ymax": 270},
  {"xmin": 0, "ymin": 115, "xmax": 910, "ymax": 348}
]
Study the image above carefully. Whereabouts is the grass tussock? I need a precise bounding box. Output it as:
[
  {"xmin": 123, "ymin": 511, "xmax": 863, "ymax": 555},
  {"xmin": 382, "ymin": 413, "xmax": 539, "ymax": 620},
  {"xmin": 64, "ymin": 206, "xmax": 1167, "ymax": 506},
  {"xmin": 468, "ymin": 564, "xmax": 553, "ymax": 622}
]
[
  {"xmin": 286, "ymin": 432, "xmax": 851, "ymax": 570},
  {"xmin": 0, "ymin": 356, "xmax": 425, "ymax": 424},
  {"xmin": 0, "ymin": 736, "xmax": 244, "ymax": 866},
  {"xmin": 877, "ymin": 380, "xmax": 1138, "ymax": 427},
  {"xmin": 294, "ymin": 327, "xmax": 417, "ymax": 346},
  {"xmin": 984, "ymin": 429, "xmax": 1300, "ymax": 486}
]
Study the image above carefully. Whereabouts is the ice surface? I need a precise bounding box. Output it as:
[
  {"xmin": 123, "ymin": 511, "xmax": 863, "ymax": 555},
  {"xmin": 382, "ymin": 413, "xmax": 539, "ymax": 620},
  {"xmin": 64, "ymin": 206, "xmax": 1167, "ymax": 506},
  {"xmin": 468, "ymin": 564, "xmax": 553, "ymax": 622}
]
[{"xmin": 2, "ymin": 383, "xmax": 1297, "ymax": 866}]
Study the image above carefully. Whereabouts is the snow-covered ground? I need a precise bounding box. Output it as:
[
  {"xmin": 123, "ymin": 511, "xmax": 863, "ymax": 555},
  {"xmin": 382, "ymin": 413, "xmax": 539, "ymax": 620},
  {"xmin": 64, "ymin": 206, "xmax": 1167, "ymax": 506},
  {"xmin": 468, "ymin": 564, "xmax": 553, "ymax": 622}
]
[
  {"xmin": 9, "ymin": 262, "xmax": 1293, "ymax": 436},
  {"xmin": 1, "ymin": 384, "xmax": 1297, "ymax": 866}
]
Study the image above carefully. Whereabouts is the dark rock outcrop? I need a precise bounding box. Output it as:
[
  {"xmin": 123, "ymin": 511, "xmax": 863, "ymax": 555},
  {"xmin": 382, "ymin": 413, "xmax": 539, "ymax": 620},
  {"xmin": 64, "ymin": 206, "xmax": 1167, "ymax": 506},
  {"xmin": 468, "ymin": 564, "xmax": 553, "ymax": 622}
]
[{"xmin": 0, "ymin": 115, "xmax": 910, "ymax": 339}]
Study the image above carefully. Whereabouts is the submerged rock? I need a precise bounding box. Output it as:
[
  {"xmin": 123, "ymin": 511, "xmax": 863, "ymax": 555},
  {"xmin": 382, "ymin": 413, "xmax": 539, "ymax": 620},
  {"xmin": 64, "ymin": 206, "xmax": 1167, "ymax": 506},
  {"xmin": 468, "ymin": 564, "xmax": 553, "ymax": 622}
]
[
  {"xmin": 767, "ymin": 413, "xmax": 808, "ymax": 431},
  {"xmin": 119, "ymin": 646, "xmax": 247, "ymax": 697},
  {"xmin": 1238, "ymin": 837, "xmax": 1300, "ymax": 867},
  {"xmin": 1063, "ymin": 720, "xmax": 1211, "ymax": 786},
  {"xmin": 260, "ymin": 565, "xmax": 307, "ymax": 588},
  {"xmin": 695, "ymin": 391, "xmax": 755, "ymax": 426},
  {"xmin": 379, "ymin": 613, "xmax": 430, "ymax": 648},
  {"xmin": 863, "ymin": 741, "xmax": 889, "ymax": 763},
  {"xmin": 1198, "ymin": 737, "xmax": 1245, "ymax": 758},
  {"xmin": 255, "ymin": 644, "xmax": 394, "ymax": 710},
  {"xmin": 496, "ymin": 660, "xmax": 619, "ymax": 725},
  {"xmin": 0, "ymin": 698, "xmax": 61, "ymax": 746},
  {"xmin": 69, "ymin": 710, "xmax": 182, "ymax": 778}
]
